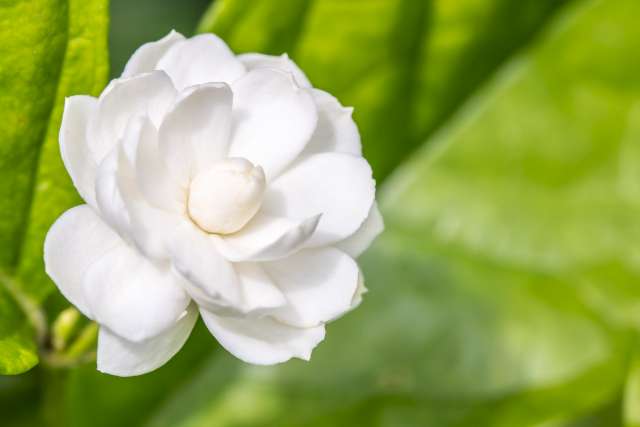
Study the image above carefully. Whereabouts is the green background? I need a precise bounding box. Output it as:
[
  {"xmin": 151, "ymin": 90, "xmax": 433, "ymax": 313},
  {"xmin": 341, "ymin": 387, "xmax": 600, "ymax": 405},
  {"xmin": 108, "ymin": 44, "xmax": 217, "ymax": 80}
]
[{"xmin": 2, "ymin": 0, "xmax": 640, "ymax": 426}]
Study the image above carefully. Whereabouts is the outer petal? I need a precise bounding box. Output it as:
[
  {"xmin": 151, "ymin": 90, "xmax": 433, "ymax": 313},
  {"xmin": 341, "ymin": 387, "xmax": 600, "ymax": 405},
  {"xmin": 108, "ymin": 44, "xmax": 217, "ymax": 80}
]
[
  {"xmin": 213, "ymin": 213, "xmax": 320, "ymax": 262},
  {"xmin": 44, "ymin": 205, "xmax": 122, "ymax": 318},
  {"xmin": 336, "ymin": 202, "xmax": 384, "ymax": 257},
  {"xmin": 200, "ymin": 310, "xmax": 325, "ymax": 365},
  {"xmin": 263, "ymin": 153, "xmax": 375, "ymax": 247},
  {"xmin": 83, "ymin": 243, "xmax": 190, "ymax": 342},
  {"xmin": 97, "ymin": 303, "xmax": 198, "ymax": 377},
  {"xmin": 159, "ymin": 83, "xmax": 233, "ymax": 185},
  {"xmin": 302, "ymin": 89, "xmax": 361, "ymax": 157},
  {"xmin": 238, "ymin": 53, "xmax": 311, "ymax": 88},
  {"xmin": 156, "ymin": 33, "xmax": 245, "ymax": 90},
  {"xmin": 229, "ymin": 68, "xmax": 317, "ymax": 179},
  {"xmin": 122, "ymin": 30, "xmax": 185, "ymax": 78},
  {"xmin": 168, "ymin": 221, "xmax": 242, "ymax": 309},
  {"xmin": 59, "ymin": 95, "xmax": 99, "ymax": 207},
  {"xmin": 88, "ymin": 71, "xmax": 177, "ymax": 163},
  {"xmin": 264, "ymin": 248, "xmax": 360, "ymax": 328}
]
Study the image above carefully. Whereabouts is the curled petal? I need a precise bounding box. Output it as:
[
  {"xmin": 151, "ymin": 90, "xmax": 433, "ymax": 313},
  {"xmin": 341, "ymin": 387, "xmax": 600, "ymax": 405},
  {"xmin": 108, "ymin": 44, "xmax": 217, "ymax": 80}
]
[
  {"xmin": 97, "ymin": 303, "xmax": 198, "ymax": 377},
  {"xmin": 238, "ymin": 53, "xmax": 311, "ymax": 88},
  {"xmin": 264, "ymin": 248, "xmax": 360, "ymax": 327},
  {"xmin": 44, "ymin": 205, "xmax": 122, "ymax": 318},
  {"xmin": 302, "ymin": 89, "xmax": 361, "ymax": 157},
  {"xmin": 156, "ymin": 33, "xmax": 245, "ymax": 90},
  {"xmin": 83, "ymin": 242, "xmax": 191, "ymax": 343},
  {"xmin": 135, "ymin": 118, "xmax": 186, "ymax": 213},
  {"xmin": 122, "ymin": 30, "xmax": 185, "ymax": 78},
  {"xmin": 59, "ymin": 95, "xmax": 99, "ymax": 207},
  {"xmin": 200, "ymin": 309, "xmax": 325, "ymax": 365},
  {"xmin": 263, "ymin": 152, "xmax": 375, "ymax": 247},
  {"xmin": 213, "ymin": 213, "xmax": 320, "ymax": 262},
  {"xmin": 88, "ymin": 71, "xmax": 177, "ymax": 163},
  {"xmin": 229, "ymin": 68, "xmax": 317, "ymax": 179},
  {"xmin": 159, "ymin": 83, "xmax": 233, "ymax": 185},
  {"xmin": 337, "ymin": 202, "xmax": 384, "ymax": 257}
]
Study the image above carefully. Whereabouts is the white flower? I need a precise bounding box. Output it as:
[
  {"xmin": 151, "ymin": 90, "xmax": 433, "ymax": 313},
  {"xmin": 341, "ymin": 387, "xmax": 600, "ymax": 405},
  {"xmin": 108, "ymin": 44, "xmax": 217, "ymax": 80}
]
[{"xmin": 44, "ymin": 31, "xmax": 383, "ymax": 376}]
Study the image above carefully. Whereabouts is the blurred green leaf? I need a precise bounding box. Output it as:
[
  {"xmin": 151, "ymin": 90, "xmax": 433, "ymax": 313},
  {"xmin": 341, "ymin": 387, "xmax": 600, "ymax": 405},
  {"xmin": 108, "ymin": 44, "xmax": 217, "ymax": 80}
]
[
  {"xmin": 0, "ymin": 0, "xmax": 109, "ymax": 374},
  {"xmin": 199, "ymin": 0, "xmax": 568, "ymax": 180},
  {"xmin": 93, "ymin": 0, "xmax": 639, "ymax": 425}
]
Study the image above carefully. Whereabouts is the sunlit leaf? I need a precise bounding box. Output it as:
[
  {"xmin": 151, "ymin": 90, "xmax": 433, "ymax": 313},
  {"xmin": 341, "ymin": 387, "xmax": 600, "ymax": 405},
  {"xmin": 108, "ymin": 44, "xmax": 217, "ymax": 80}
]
[{"xmin": 0, "ymin": 0, "xmax": 109, "ymax": 374}]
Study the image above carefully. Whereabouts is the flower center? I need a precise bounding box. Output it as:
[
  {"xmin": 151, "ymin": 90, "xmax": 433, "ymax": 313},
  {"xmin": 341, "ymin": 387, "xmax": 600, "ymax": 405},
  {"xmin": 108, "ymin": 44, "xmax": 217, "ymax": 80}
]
[{"xmin": 187, "ymin": 158, "xmax": 266, "ymax": 234}]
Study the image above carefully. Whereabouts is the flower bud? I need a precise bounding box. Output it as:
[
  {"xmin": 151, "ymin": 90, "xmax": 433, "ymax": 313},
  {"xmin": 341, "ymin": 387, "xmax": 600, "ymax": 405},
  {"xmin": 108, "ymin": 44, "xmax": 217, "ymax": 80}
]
[{"xmin": 187, "ymin": 158, "xmax": 265, "ymax": 234}]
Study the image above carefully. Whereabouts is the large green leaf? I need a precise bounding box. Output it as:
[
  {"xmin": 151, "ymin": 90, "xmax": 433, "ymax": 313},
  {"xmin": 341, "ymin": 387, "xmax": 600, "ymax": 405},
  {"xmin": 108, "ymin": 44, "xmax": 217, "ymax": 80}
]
[
  {"xmin": 199, "ymin": 0, "xmax": 568, "ymax": 180},
  {"xmin": 63, "ymin": 0, "xmax": 640, "ymax": 426},
  {"xmin": 0, "ymin": 0, "xmax": 109, "ymax": 374}
]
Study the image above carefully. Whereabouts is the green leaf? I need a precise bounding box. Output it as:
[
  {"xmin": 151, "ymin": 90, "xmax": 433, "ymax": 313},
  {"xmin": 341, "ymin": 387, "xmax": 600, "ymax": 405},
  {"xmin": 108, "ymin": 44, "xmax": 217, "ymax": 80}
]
[
  {"xmin": 625, "ymin": 347, "xmax": 640, "ymax": 427},
  {"xmin": 93, "ymin": 0, "xmax": 637, "ymax": 425},
  {"xmin": 62, "ymin": 0, "xmax": 640, "ymax": 425},
  {"xmin": 199, "ymin": 0, "xmax": 568, "ymax": 180},
  {"xmin": 0, "ymin": 0, "xmax": 109, "ymax": 374}
]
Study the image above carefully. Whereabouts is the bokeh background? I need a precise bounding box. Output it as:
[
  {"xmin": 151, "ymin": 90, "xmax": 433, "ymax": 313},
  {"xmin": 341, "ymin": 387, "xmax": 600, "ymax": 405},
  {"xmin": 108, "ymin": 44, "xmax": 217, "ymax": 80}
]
[{"xmin": 2, "ymin": 0, "xmax": 640, "ymax": 426}]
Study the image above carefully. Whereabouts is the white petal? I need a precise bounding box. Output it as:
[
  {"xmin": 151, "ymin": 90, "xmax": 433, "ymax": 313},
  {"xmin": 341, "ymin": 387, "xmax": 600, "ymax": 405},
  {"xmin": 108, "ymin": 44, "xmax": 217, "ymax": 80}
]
[
  {"xmin": 97, "ymin": 303, "xmax": 197, "ymax": 377},
  {"xmin": 350, "ymin": 271, "xmax": 368, "ymax": 309},
  {"xmin": 264, "ymin": 247, "xmax": 360, "ymax": 327},
  {"xmin": 238, "ymin": 53, "xmax": 311, "ymax": 88},
  {"xmin": 336, "ymin": 202, "xmax": 384, "ymax": 257},
  {"xmin": 213, "ymin": 213, "xmax": 320, "ymax": 262},
  {"xmin": 44, "ymin": 205, "xmax": 122, "ymax": 318},
  {"xmin": 95, "ymin": 150, "xmax": 131, "ymax": 239},
  {"xmin": 59, "ymin": 95, "xmax": 99, "ymax": 207},
  {"xmin": 120, "ymin": 119, "xmax": 183, "ymax": 259},
  {"xmin": 263, "ymin": 153, "xmax": 375, "ymax": 247},
  {"xmin": 159, "ymin": 83, "xmax": 233, "ymax": 184},
  {"xmin": 122, "ymin": 30, "xmax": 185, "ymax": 78},
  {"xmin": 135, "ymin": 117, "xmax": 186, "ymax": 213},
  {"xmin": 83, "ymin": 243, "xmax": 190, "ymax": 342},
  {"xmin": 200, "ymin": 309, "xmax": 325, "ymax": 365},
  {"xmin": 302, "ymin": 89, "xmax": 361, "ymax": 157},
  {"xmin": 168, "ymin": 221, "xmax": 242, "ymax": 309},
  {"xmin": 88, "ymin": 71, "xmax": 177, "ymax": 163},
  {"xmin": 235, "ymin": 263, "xmax": 287, "ymax": 313},
  {"xmin": 156, "ymin": 33, "xmax": 245, "ymax": 90},
  {"xmin": 229, "ymin": 68, "xmax": 317, "ymax": 179}
]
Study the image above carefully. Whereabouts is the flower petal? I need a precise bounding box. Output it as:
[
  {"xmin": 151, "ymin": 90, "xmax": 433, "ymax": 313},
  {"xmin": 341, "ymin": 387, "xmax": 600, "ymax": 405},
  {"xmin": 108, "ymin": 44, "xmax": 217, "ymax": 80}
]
[
  {"xmin": 302, "ymin": 89, "xmax": 361, "ymax": 157},
  {"xmin": 213, "ymin": 213, "xmax": 320, "ymax": 262},
  {"xmin": 159, "ymin": 83, "xmax": 233, "ymax": 185},
  {"xmin": 229, "ymin": 68, "xmax": 317, "ymax": 179},
  {"xmin": 122, "ymin": 30, "xmax": 185, "ymax": 78},
  {"xmin": 97, "ymin": 303, "xmax": 198, "ymax": 377},
  {"xmin": 59, "ymin": 95, "xmax": 99, "ymax": 207},
  {"xmin": 336, "ymin": 202, "xmax": 384, "ymax": 257},
  {"xmin": 168, "ymin": 221, "xmax": 242, "ymax": 309},
  {"xmin": 135, "ymin": 117, "xmax": 186, "ymax": 213},
  {"xmin": 235, "ymin": 263, "xmax": 287, "ymax": 313},
  {"xmin": 44, "ymin": 205, "xmax": 122, "ymax": 318},
  {"xmin": 95, "ymin": 149, "xmax": 131, "ymax": 239},
  {"xmin": 263, "ymin": 152, "xmax": 375, "ymax": 247},
  {"xmin": 88, "ymin": 71, "xmax": 177, "ymax": 163},
  {"xmin": 264, "ymin": 247, "xmax": 360, "ymax": 328},
  {"xmin": 156, "ymin": 33, "xmax": 245, "ymax": 90},
  {"xmin": 200, "ymin": 309, "xmax": 325, "ymax": 365},
  {"xmin": 238, "ymin": 53, "xmax": 311, "ymax": 88},
  {"xmin": 83, "ymin": 243, "xmax": 190, "ymax": 342}
]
